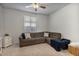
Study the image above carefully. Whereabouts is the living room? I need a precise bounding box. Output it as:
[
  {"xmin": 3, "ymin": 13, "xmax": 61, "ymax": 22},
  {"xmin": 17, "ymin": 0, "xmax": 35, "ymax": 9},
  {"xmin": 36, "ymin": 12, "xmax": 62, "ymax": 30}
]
[{"xmin": 0, "ymin": 2, "xmax": 79, "ymax": 56}]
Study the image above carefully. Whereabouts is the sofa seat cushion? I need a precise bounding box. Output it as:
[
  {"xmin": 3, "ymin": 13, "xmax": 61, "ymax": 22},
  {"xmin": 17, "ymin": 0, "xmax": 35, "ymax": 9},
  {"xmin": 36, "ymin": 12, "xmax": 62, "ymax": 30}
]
[
  {"xmin": 29, "ymin": 37, "xmax": 44, "ymax": 40},
  {"xmin": 20, "ymin": 38, "xmax": 46, "ymax": 47}
]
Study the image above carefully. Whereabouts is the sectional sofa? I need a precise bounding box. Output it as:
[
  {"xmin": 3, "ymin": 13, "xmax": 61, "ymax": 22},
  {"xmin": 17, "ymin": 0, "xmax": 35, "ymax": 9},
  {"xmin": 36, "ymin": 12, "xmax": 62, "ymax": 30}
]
[{"xmin": 19, "ymin": 32, "xmax": 61, "ymax": 47}]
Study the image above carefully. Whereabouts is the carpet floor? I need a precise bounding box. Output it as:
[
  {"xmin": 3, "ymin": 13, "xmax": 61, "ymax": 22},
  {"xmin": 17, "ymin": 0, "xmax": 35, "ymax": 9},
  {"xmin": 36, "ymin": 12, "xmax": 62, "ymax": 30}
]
[{"xmin": 2, "ymin": 43, "xmax": 72, "ymax": 56}]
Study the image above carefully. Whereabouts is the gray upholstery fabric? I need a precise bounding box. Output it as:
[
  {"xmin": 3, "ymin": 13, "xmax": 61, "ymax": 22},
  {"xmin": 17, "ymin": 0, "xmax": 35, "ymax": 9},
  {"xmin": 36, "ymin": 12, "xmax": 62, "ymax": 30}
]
[
  {"xmin": 49, "ymin": 32, "xmax": 61, "ymax": 39},
  {"xmin": 30, "ymin": 32, "xmax": 44, "ymax": 38}
]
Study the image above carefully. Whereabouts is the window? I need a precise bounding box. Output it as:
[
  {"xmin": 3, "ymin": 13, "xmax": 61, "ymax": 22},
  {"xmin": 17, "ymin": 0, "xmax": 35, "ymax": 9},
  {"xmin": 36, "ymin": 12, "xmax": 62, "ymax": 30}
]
[{"xmin": 24, "ymin": 16, "xmax": 37, "ymax": 32}]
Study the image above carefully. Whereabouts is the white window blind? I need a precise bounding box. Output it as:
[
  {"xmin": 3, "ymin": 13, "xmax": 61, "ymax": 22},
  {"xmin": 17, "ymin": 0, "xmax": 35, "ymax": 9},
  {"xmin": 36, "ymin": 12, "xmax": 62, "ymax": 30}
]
[{"xmin": 24, "ymin": 16, "xmax": 37, "ymax": 32}]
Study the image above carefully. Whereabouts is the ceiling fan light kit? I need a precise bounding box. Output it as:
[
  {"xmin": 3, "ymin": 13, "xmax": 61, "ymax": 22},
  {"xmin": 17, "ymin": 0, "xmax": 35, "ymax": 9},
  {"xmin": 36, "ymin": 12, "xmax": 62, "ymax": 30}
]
[
  {"xmin": 33, "ymin": 3, "xmax": 39, "ymax": 11},
  {"xmin": 33, "ymin": 3, "xmax": 39, "ymax": 9}
]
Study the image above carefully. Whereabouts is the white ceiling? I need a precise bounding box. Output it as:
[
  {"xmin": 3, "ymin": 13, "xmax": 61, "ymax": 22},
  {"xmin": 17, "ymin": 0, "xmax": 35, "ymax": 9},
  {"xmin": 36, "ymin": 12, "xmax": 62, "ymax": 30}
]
[{"xmin": 1, "ymin": 3, "xmax": 69, "ymax": 15}]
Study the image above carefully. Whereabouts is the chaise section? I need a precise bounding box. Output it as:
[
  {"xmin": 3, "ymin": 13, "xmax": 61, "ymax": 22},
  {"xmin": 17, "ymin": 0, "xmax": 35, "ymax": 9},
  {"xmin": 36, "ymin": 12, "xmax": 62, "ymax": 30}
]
[{"xmin": 46, "ymin": 32, "xmax": 61, "ymax": 44}]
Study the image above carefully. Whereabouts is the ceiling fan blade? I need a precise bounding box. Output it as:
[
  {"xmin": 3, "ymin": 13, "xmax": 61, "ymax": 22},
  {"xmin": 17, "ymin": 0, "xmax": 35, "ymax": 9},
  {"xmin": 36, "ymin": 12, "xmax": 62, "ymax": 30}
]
[
  {"xmin": 25, "ymin": 4, "xmax": 32, "ymax": 8},
  {"xmin": 40, "ymin": 6, "xmax": 46, "ymax": 9}
]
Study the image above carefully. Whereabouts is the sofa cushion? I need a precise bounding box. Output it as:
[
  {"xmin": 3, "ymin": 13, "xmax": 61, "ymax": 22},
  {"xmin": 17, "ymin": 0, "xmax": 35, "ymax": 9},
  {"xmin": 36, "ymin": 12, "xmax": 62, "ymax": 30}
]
[
  {"xmin": 29, "ymin": 37, "xmax": 44, "ymax": 40},
  {"xmin": 49, "ymin": 32, "xmax": 61, "ymax": 39},
  {"xmin": 30, "ymin": 32, "xmax": 44, "ymax": 38},
  {"xmin": 19, "ymin": 37, "xmax": 46, "ymax": 47}
]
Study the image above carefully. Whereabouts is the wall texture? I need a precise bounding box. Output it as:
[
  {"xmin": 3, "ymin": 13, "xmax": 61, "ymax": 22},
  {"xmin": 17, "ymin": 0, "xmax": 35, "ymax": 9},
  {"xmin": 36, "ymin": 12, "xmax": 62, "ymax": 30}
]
[{"xmin": 49, "ymin": 4, "xmax": 79, "ymax": 42}]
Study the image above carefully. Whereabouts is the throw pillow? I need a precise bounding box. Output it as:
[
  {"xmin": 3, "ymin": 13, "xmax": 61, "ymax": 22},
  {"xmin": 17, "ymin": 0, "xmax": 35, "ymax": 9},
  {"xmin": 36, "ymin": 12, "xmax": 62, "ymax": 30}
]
[
  {"xmin": 26, "ymin": 33, "xmax": 31, "ymax": 39},
  {"xmin": 21, "ymin": 33, "xmax": 26, "ymax": 39},
  {"xmin": 44, "ymin": 33, "xmax": 48, "ymax": 37}
]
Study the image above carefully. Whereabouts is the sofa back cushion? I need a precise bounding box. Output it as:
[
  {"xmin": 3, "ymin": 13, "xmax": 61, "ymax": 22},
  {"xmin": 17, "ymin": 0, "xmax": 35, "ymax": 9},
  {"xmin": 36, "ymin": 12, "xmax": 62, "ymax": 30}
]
[
  {"xmin": 49, "ymin": 32, "xmax": 61, "ymax": 39},
  {"xmin": 30, "ymin": 32, "xmax": 44, "ymax": 38}
]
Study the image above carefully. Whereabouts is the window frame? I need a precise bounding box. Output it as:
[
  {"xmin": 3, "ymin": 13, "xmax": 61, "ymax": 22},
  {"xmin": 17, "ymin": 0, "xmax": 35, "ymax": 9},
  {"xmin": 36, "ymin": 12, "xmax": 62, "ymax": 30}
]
[{"xmin": 24, "ymin": 15, "xmax": 37, "ymax": 32}]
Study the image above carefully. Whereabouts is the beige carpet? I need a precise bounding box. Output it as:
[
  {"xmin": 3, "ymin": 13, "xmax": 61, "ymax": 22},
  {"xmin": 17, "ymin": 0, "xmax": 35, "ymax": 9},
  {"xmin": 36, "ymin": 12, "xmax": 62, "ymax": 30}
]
[{"xmin": 2, "ymin": 43, "xmax": 72, "ymax": 56}]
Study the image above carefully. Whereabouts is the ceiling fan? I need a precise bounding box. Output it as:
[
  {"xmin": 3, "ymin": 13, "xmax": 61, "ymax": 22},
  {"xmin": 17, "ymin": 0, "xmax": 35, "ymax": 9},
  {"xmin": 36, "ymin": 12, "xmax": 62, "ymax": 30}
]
[{"xmin": 25, "ymin": 3, "xmax": 47, "ymax": 11}]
